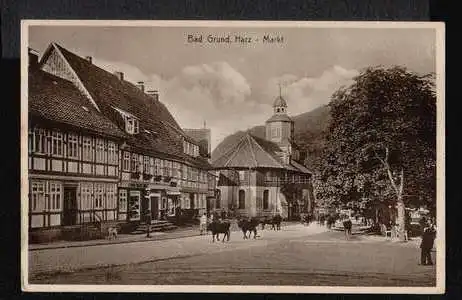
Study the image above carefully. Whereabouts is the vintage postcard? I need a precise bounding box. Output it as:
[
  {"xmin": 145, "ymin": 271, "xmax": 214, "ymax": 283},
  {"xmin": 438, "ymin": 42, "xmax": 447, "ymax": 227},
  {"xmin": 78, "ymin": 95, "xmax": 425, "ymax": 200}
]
[{"xmin": 21, "ymin": 20, "xmax": 445, "ymax": 294}]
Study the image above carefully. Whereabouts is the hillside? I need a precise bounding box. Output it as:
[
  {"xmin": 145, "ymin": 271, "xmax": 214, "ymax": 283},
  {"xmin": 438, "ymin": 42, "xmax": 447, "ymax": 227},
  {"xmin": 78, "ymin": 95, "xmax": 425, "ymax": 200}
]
[{"xmin": 211, "ymin": 105, "xmax": 330, "ymax": 168}]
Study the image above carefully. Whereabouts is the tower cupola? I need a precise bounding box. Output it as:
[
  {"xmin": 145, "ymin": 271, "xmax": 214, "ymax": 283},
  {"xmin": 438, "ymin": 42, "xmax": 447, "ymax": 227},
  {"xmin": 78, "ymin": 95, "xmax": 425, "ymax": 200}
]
[{"xmin": 273, "ymin": 84, "xmax": 288, "ymax": 114}]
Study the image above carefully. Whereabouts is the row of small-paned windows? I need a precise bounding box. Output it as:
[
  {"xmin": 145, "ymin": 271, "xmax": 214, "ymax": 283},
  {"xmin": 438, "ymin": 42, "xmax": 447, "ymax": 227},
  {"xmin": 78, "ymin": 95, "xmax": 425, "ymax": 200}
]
[
  {"xmin": 79, "ymin": 183, "xmax": 117, "ymax": 210},
  {"xmin": 264, "ymin": 171, "xmax": 309, "ymax": 183},
  {"xmin": 28, "ymin": 129, "xmax": 63, "ymax": 156},
  {"xmin": 183, "ymin": 139, "xmax": 199, "ymax": 157},
  {"xmin": 28, "ymin": 128, "xmax": 118, "ymax": 164},
  {"xmin": 122, "ymin": 152, "xmax": 208, "ymax": 182},
  {"xmin": 30, "ymin": 181, "xmax": 61, "ymax": 212}
]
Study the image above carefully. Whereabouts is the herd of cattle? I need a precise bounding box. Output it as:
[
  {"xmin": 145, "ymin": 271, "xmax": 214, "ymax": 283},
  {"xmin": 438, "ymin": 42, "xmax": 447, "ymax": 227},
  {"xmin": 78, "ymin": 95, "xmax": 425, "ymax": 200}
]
[{"xmin": 206, "ymin": 215, "xmax": 283, "ymax": 243}]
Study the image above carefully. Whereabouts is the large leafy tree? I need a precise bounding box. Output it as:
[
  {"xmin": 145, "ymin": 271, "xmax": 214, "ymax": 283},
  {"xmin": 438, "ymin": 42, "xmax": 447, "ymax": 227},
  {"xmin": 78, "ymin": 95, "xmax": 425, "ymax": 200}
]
[{"xmin": 319, "ymin": 66, "xmax": 436, "ymax": 240}]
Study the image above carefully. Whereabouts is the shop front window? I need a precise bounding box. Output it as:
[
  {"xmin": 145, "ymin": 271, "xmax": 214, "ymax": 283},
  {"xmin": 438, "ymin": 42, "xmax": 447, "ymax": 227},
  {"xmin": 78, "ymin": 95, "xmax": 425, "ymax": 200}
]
[{"xmin": 128, "ymin": 191, "xmax": 141, "ymax": 221}]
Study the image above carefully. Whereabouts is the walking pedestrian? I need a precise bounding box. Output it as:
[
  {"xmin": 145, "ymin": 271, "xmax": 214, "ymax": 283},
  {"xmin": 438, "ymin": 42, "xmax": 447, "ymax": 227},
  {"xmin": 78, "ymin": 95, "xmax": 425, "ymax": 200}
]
[
  {"xmin": 420, "ymin": 219, "xmax": 436, "ymax": 265},
  {"xmin": 199, "ymin": 213, "xmax": 207, "ymax": 235},
  {"xmin": 343, "ymin": 217, "xmax": 353, "ymax": 240}
]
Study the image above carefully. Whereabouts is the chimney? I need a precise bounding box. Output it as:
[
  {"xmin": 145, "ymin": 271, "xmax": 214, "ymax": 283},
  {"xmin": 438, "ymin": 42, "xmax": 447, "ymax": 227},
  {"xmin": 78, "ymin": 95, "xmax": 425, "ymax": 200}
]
[
  {"xmin": 146, "ymin": 90, "xmax": 159, "ymax": 101},
  {"xmin": 85, "ymin": 56, "xmax": 92, "ymax": 64},
  {"xmin": 114, "ymin": 71, "xmax": 124, "ymax": 81},
  {"xmin": 28, "ymin": 48, "xmax": 39, "ymax": 67},
  {"xmin": 136, "ymin": 81, "xmax": 145, "ymax": 93}
]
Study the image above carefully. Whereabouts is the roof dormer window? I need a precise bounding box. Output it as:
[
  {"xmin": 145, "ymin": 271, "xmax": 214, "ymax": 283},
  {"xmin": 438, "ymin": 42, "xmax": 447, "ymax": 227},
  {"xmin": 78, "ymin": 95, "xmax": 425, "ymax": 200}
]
[
  {"xmin": 112, "ymin": 106, "xmax": 139, "ymax": 135},
  {"xmin": 125, "ymin": 117, "xmax": 139, "ymax": 134}
]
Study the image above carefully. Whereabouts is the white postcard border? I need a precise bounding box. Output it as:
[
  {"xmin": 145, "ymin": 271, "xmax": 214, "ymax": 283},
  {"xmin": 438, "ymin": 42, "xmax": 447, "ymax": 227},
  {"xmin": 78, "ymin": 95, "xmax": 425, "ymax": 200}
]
[{"xmin": 20, "ymin": 20, "xmax": 446, "ymax": 294}]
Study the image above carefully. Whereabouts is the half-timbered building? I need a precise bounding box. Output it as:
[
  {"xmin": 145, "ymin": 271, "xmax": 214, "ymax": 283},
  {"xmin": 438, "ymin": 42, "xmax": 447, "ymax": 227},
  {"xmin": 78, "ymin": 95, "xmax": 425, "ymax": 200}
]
[
  {"xmin": 36, "ymin": 42, "xmax": 214, "ymax": 225},
  {"xmin": 28, "ymin": 49, "xmax": 127, "ymax": 241}
]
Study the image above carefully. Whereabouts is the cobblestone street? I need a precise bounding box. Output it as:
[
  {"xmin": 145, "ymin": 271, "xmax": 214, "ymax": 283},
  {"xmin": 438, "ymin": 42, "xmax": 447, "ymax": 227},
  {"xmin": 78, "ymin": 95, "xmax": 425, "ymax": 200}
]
[{"xmin": 29, "ymin": 224, "xmax": 436, "ymax": 286}]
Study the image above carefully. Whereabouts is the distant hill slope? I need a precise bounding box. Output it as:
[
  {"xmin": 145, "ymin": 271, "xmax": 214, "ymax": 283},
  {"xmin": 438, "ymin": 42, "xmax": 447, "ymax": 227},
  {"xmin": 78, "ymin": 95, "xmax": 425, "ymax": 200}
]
[{"xmin": 211, "ymin": 105, "xmax": 330, "ymax": 168}]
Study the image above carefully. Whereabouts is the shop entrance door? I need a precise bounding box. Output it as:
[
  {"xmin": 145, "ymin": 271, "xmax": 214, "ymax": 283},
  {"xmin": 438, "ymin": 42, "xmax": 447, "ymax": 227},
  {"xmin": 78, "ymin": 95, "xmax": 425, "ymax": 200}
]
[
  {"xmin": 63, "ymin": 187, "xmax": 77, "ymax": 226},
  {"xmin": 189, "ymin": 193, "xmax": 195, "ymax": 209},
  {"xmin": 150, "ymin": 195, "xmax": 160, "ymax": 220}
]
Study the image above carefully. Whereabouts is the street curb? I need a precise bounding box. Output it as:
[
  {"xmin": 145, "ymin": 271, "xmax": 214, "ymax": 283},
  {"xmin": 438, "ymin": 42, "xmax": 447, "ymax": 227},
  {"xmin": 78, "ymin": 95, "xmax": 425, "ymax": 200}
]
[
  {"xmin": 28, "ymin": 223, "xmax": 306, "ymax": 251},
  {"xmin": 28, "ymin": 231, "xmax": 201, "ymax": 251}
]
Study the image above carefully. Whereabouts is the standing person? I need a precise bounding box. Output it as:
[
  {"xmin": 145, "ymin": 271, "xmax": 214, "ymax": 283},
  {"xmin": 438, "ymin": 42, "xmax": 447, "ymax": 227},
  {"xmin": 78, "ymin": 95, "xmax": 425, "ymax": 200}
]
[
  {"xmin": 209, "ymin": 212, "xmax": 215, "ymax": 224},
  {"xmin": 175, "ymin": 205, "xmax": 181, "ymax": 225},
  {"xmin": 199, "ymin": 213, "xmax": 207, "ymax": 235},
  {"xmin": 420, "ymin": 219, "xmax": 436, "ymax": 265},
  {"xmin": 145, "ymin": 209, "xmax": 152, "ymax": 238},
  {"xmin": 343, "ymin": 217, "xmax": 353, "ymax": 240}
]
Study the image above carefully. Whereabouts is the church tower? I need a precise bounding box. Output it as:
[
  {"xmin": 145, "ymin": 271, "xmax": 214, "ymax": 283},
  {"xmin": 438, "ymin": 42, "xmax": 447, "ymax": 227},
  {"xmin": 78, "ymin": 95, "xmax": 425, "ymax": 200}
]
[{"xmin": 265, "ymin": 87, "xmax": 295, "ymax": 158}]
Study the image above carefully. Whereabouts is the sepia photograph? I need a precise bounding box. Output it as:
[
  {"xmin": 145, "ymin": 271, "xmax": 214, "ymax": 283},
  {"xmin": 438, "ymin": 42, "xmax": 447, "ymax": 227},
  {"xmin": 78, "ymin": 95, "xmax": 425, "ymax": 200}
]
[{"xmin": 21, "ymin": 20, "xmax": 445, "ymax": 294}]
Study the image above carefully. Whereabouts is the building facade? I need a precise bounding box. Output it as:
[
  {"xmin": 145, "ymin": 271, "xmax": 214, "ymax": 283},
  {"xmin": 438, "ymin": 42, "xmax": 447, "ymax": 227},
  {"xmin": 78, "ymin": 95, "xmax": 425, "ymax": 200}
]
[
  {"xmin": 211, "ymin": 94, "xmax": 314, "ymax": 220},
  {"xmin": 28, "ymin": 50, "xmax": 127, "ymax": 241},
  {"xmin": 28, "ymin": 43, "xmax": 215, "ymax": 241}
]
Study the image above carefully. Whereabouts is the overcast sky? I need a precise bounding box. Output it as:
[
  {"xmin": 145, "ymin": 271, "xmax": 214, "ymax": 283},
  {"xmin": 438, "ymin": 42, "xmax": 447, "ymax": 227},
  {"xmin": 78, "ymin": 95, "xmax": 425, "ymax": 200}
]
[{"xmin": 29, "ymin": 25, "xmax": 436, "ymax": 150}]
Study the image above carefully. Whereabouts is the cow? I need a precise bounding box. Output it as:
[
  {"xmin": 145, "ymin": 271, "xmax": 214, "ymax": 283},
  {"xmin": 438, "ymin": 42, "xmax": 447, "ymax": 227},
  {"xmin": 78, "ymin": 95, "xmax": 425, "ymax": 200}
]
[
  {"xmin": 260, "ymin": 215, "xmax": 282, "ymax": 231},
  {"xmin": 237, "ymin": 217, "xmax": 260, "ymax": 239},
  {"xmin": 207, "ymin": 221, "xmax": 231, "ymax": 243}
]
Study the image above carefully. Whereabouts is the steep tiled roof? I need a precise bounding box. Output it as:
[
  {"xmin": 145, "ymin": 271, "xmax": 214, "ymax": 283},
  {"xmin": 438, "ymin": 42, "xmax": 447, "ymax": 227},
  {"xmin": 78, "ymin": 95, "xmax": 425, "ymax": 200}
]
[
  {"xmin": 51, "ymin": 43, "xmax": 210, "ymax": 169},
  {"xmin": 212, "ymin": 131, "xmax": 311, "ymax": 174},
  {"xmin": 29, "ymin": 67, "xmax": 126, "ymax": 139},
  {"xmin": 212, "ymin": 132, "xmax": 284, "ymax": 169}
]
